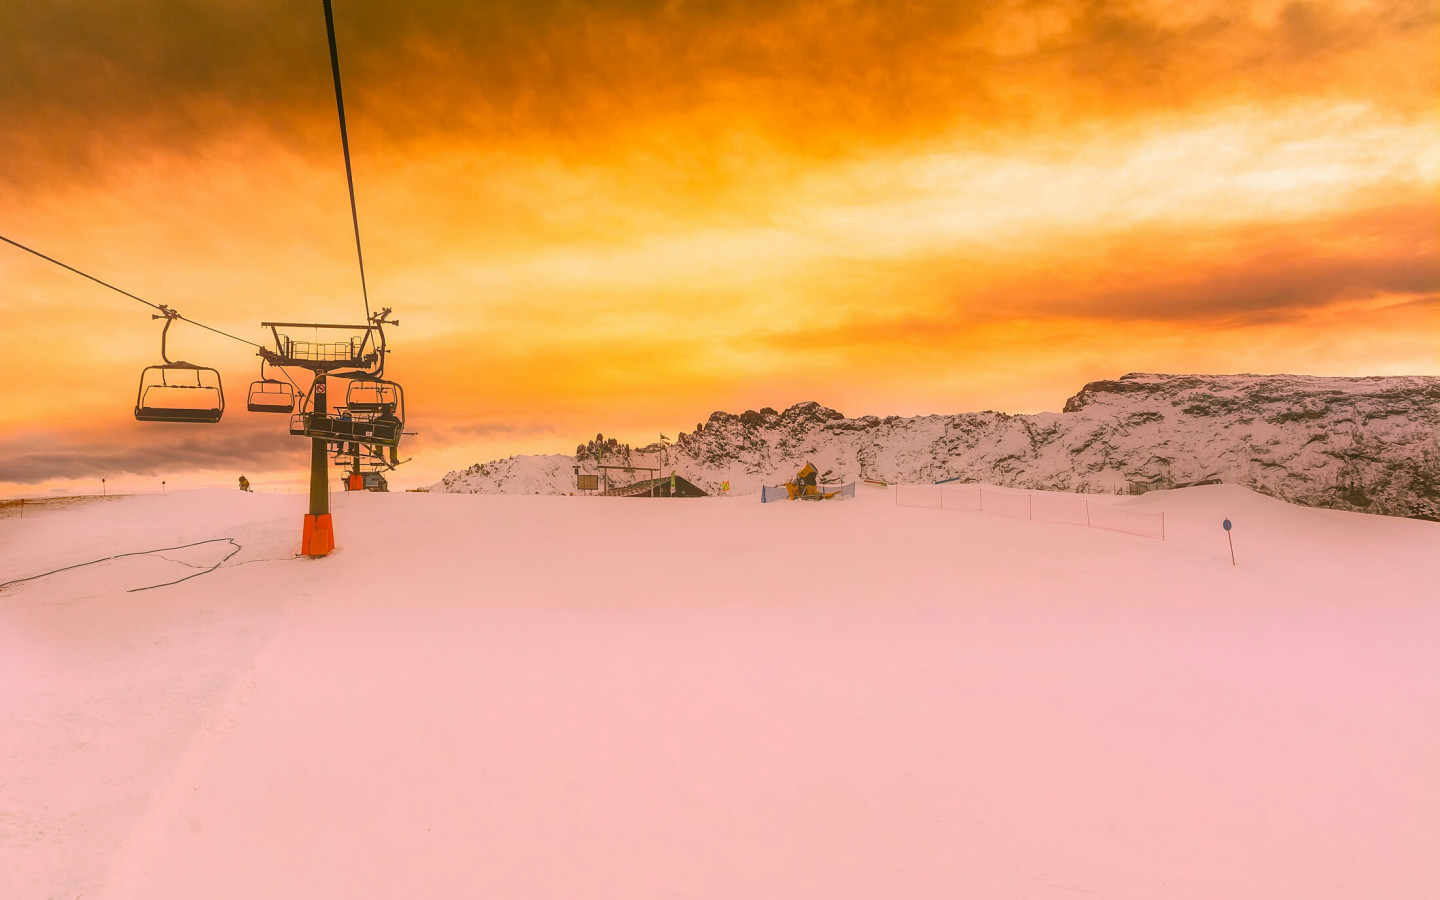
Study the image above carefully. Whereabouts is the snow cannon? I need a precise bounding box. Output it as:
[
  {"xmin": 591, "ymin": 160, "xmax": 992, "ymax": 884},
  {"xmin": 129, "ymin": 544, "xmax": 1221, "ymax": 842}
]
[{"xmin": 784, "ymin": 462, "xmax": 842, "ymax": 500}]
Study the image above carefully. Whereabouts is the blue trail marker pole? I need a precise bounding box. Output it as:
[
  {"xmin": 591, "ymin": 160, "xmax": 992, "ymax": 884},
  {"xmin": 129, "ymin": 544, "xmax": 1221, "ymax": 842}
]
[{"xmin": 1223, "ymin": 518, "xmax": 1235, "ymax": 566}]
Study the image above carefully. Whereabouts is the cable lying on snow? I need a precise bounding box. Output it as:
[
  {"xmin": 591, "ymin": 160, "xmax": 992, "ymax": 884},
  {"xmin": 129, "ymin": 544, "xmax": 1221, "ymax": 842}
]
[{"xmin": 0, "ymin": 537, "xmax": 243, "ymax": 593}]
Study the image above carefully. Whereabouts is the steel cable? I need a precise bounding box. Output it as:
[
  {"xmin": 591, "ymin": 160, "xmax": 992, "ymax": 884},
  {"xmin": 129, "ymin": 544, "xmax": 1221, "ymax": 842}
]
[
  {"xmin": 321, "ymin": 0, "xmax": 372, "ymax": 324},
  {"xmin": 0, "ymin": 234, "xmax": 263, "ymax": 350}
]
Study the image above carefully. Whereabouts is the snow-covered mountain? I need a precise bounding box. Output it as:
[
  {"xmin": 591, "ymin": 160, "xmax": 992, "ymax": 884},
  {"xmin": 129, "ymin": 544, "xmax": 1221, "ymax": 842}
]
[{"xmin": 431, "ymin": 373, "xmax": 1440, "ymax": 518}]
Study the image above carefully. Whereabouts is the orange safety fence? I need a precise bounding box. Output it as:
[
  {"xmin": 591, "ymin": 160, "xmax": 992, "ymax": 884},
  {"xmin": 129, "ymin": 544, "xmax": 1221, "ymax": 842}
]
[
  {"xmin": 981, "ymin": 489, "xmax": 1031, "ymax": 521},
  {"xmin": 940, "ymin": 485, "xmax": 981, "ymax": 512},
  {"xmin": 896, "ymin": 483, "xmax": 1164, "ymax": 540},
  {"xmin": 1085, "ymin": 502, "xmax": 1167, "ymax": 540},
  {"xmin": 1031, "ymin": 493, "xmax": 1090, "ymax": 527},
  {"xmin": 895, "ymin": 484, "xmax": 944, "ymax": 509}
]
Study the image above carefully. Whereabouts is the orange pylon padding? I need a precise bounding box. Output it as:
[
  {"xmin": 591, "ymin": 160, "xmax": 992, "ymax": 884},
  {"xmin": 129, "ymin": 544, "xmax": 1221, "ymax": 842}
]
[
  {"xmin": 347, "ymin": 474, "xmax": 364, "ymax": 491},
  {"xmin": 301, "ymin": 513, "xmax": 335, "ymax": 557}
]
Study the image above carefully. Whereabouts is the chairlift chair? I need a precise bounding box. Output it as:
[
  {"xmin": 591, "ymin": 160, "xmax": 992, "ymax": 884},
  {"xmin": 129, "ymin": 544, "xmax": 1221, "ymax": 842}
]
[
  {"xmin": 294, "ymin": 410, "xmax": 403, "ymax": 447},
  {"xmin": 135, "ymin": 363, "xmax": 225, "ymax": 423},
  {"xmin": 344, "ymin": 374, "xmax": 402, "ymax": 416},
  {"xmin": 134, "ymin": 308, "xmax": 224, "ymax": 423},
  {"xmin": 246, "ymin": 361, "xmax": 297, "ymax": 414},
  {"xmin": 343, "ymin": 375, "xmax": 405, "ymax": 444},
  {"xmin": 292, "ymin": 374, "xmax": 405, "ymax": 448}
]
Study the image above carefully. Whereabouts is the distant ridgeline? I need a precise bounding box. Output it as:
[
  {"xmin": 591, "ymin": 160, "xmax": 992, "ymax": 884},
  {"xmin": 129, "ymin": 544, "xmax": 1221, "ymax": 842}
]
[{"xmin": 432, "ymin": 374, "xmax": 1440, "ymax": 520}]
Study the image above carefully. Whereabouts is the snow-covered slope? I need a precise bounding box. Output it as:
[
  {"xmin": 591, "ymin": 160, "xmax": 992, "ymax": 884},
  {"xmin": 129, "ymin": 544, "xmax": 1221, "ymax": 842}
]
[
  {"xmin": 432, "ymin": 373, "xmax": 1440, "ymax": 518},
  {"xmin": 432, "ymin": 453, "xmax": 576, "ymax": 496},
  {"xmin": 3, "ymin": 487, "xmax": 1438, "ymax": 898}
]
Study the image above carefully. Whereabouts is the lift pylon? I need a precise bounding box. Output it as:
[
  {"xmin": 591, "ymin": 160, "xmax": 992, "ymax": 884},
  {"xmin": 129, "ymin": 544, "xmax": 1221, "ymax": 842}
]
[{"xmin": 260, "ymin": 312, "xmax": 404, "ymax": 557}]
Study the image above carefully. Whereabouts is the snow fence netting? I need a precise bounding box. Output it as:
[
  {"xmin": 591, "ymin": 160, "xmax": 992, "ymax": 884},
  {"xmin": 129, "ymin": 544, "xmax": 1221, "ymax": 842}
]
[
  {"xmin": 981, "ymin": 490, "xmax": 1031, "ymax": 520},
  {"xmin": 895, "ymin": 485, "xmax": 943, "ymax": 508},
  {"xmin": 896, "ymin": 483, "xmax": 1164, "ymax": 539},
  {"xmin": 1086, "ymin": 502, "xmax": 1167, "ymax": 539},
  {"xmin": 941, "ymin": 485, "xmax": 982, "ymax": 512},
  {"xmin": 1030, "ymin": 492, "xmax": 1090, "ymax": 526}
]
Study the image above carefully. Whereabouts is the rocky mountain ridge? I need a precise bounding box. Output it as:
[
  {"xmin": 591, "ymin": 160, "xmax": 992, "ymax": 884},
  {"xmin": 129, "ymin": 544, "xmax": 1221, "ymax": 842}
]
[{"xmin": 432, "ymin": 373, "xmax": 1440, "ymax": 519}]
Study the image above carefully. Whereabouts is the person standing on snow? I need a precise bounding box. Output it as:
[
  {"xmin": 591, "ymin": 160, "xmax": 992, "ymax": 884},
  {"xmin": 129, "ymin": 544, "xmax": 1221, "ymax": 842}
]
[{"xmin": 238, "ymin": 475, "xmax": 251, "ymax": 492}]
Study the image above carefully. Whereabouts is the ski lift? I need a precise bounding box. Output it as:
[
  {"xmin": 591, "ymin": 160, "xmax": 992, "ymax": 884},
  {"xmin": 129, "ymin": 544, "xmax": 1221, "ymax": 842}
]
[
  {"xmin": 344, "ymin": 374, "xmax": 401, "ymax": 415},
  {"xmin": 246, "ymin": 359, "xmax": 297, "ymax": 414},
  {"xmin": 289, "ymin": 409, "xmax": 403, "ymax": 448},
  {"xmin": 291, "ymin": 373, "xmax": 405, "ymax": 448},
  {"xmin": 134, "ymin": 307, "xmax": 224, "ymax": 423},
  {"xmin": 259, "ymin": 320, "xmax": 382, "ymax": 372}
]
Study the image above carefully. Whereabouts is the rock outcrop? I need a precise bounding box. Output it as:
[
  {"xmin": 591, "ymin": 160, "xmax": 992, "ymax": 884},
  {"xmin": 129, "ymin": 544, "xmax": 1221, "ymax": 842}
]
[{"xmin": 432, "ymin": 374, "xmax": 1440, "ymax": 519}]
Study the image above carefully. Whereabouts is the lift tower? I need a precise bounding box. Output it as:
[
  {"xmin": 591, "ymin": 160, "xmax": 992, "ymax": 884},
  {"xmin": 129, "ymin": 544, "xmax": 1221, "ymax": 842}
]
[{"xmin": 259, "ymin": 311, "xmax": 403, "ymax": 556}]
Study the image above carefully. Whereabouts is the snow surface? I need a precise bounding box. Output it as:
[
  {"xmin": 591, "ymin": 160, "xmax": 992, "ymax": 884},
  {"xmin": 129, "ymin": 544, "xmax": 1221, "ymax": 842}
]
[{"xmin": 2, "ymin": 485, "xmax": 1438, "ymax": 899}]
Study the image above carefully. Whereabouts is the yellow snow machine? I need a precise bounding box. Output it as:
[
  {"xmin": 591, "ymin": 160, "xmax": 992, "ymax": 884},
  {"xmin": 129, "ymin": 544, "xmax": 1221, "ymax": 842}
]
[{"xmin": 784, "ymin": 462, "xmax": 843, "ymax": 500}]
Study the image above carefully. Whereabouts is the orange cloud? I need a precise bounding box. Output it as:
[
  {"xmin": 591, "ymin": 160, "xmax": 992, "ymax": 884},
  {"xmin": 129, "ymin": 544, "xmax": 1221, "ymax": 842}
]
[
  {"xmin": 4, "ymin": 1, "xmax": 1436, "ymax": 186},
  {"xmin": 1, "ymin": 1, "xmax": 1436, "ymax": 494}
]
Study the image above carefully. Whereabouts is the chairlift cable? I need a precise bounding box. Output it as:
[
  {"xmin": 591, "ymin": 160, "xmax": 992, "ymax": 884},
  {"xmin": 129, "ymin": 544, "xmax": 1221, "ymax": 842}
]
[
  {"xmin": 2, "ymin": 233, "xmax": 311, "ymax": 414},
  {"xmin": 321, "ymin": 0, "xmax": 372, "ymax": 324},
  {"xmin": 0, "ymin": 234, "xmax": 263, "ymax": 350}
]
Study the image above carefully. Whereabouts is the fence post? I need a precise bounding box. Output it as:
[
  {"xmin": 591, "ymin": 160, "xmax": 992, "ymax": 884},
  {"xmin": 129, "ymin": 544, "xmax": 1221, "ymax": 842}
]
[
  {"xmin": 1162, "ymin": 512, "xmax": 1166, "ymax": 542},
  {"xmin": 1084, "ymin": 499, "xmax": 1090, "ymax": 527}
]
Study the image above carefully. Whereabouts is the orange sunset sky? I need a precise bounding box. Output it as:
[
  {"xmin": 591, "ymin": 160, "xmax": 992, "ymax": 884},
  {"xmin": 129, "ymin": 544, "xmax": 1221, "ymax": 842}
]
[{"xmin": 1, "ymin": 0, "xmax": 1436, "ymax": 495}]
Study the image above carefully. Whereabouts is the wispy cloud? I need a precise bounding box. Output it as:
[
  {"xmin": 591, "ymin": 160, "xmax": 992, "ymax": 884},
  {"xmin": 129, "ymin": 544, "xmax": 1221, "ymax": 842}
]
[{"xmin": 0, "ymin": 419, "xmax": 305, "ymax": 484}]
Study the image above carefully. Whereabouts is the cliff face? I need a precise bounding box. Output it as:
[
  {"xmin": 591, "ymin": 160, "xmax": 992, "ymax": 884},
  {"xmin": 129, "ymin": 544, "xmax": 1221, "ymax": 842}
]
[{"xmin": 432, "ymin": 374, "xmax": 1440, "ymax": 519}]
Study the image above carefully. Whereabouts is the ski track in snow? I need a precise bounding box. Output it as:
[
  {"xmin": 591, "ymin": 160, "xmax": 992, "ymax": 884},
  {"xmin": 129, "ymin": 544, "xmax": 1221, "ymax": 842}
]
[{"xmin": 102, "ymin": 590, "xmax": 297, "ymax": 899}]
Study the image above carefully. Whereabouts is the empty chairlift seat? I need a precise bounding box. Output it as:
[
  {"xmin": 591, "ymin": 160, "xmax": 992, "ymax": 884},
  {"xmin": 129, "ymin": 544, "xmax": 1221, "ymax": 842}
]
[
  {"xmin": 133, "ymin": 307, "xmax": 224, "ymax": 424},
  {"xmin": 134, "ymin": 362, "xmax": 224, "ymax": 423},
  {"xmin": 344, "ymin": 375, "xmax": 401, "ymax": 414},
  {"xmin": 246, "ymin": 378, "xmax": 296, "ymax": 414}
]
